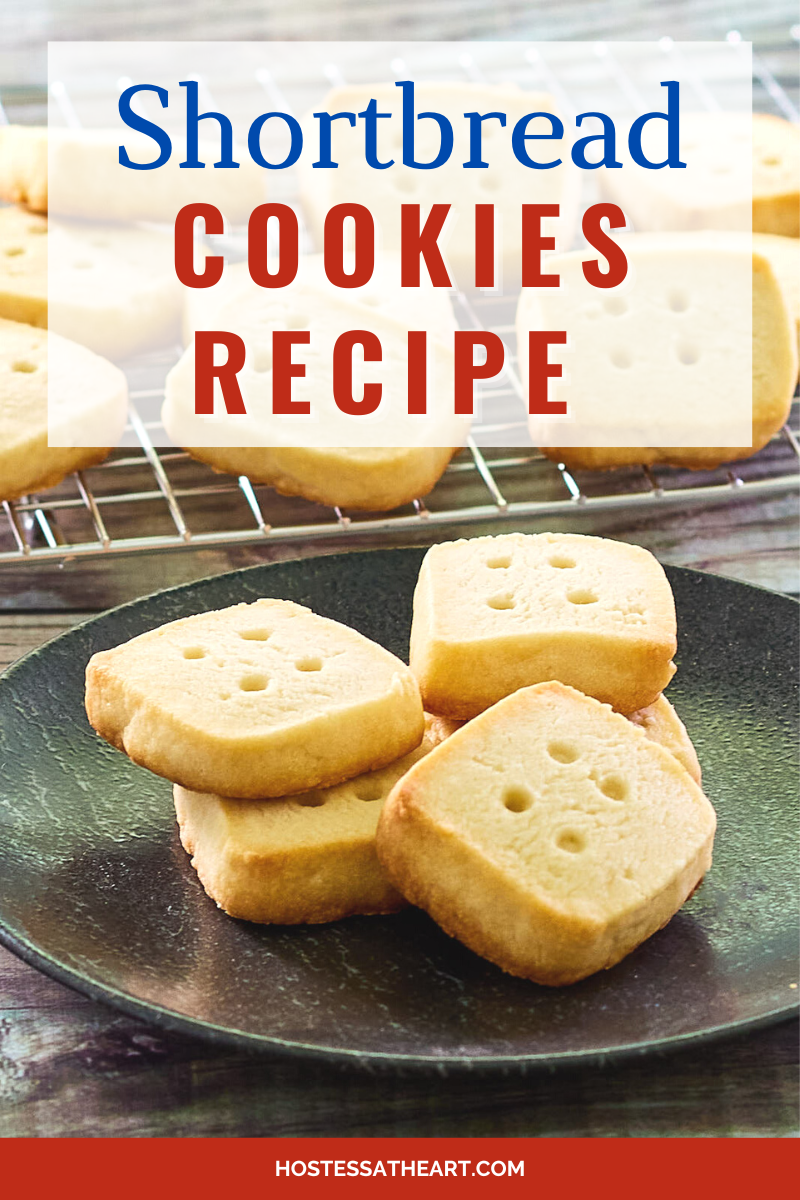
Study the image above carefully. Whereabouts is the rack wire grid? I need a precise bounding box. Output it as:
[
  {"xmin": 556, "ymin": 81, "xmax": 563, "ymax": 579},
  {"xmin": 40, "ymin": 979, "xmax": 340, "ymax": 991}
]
[{"xmin": 1, "ymin": 35, "xmax": 798, "ymax": 566}]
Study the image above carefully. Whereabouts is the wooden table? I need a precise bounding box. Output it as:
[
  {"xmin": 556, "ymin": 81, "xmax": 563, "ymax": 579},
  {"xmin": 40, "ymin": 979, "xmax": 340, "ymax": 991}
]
[{"xmin": 1, "ymin": 0, "xmax": 798, "ymax": 1143}]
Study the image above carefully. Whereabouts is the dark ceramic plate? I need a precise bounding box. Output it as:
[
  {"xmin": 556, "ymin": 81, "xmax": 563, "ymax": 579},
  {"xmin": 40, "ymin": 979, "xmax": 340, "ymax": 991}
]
[{"xmin": 0, "ymin": 550, "xmax": 797, "ymax": 1070}]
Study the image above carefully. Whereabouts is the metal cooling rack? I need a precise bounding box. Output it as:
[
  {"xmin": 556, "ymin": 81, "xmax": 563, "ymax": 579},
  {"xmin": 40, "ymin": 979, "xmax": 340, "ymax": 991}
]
[{"xmin": 1, "ymin": 34, "xmax": 798, "ymax": 565}]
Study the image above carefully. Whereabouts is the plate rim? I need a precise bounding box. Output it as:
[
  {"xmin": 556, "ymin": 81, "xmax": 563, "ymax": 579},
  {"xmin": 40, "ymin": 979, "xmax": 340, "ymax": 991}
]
[
  {"xmin": 0, "ymin": 918, "xmax": 797, "ymax": 1073},
  {"xmin": 1, "ymin": 549, "xmax": 798, "ymax": 1072}
]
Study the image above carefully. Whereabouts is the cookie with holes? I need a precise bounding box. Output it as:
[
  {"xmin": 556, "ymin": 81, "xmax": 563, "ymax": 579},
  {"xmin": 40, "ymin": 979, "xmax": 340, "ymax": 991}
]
[
  {"xmin": 426, "ymin": 692, "xmax": 702, "ymax": 785},
  {"xmin": 85, "ymin": 598, "xmax": 425, "ymax": 800},
  {"xmin": 173, "ymin": 715, "xmax": 452, "ymax": 924},
  {"xmin": 0, "ymin": 316, "xmax": 128, "ymax": 502},
  {"xmin": 0, "ymin": 207, "xmax": 184, "ymax": 360},
  {"xmin": 0, "ymin": 205, "xmax": 48, "ymax": 328},
  {"xmin": 599, "ymin": 112, "xmax": 799, "ymax": 239},
  {"xmin": 376, "ymin": 681, "xmax": 716, "ymax": 986},
  {"xmin": 409, "ymin": 532, "xmax": 676, "ymax": 719},
  {"xmin": 517, "ymin": 233, "xmax": 798, "ymax": 471}
]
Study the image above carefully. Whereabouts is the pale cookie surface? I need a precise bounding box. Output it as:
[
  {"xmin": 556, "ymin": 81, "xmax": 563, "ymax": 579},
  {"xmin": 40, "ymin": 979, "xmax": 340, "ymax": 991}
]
[
  {"xmin": 0, "ymin": 317, "xmax": 128, "ymax": 502},
  {"xmin": 49, "ymin": 221, "xmax": 183, "ymax": 360},
  {"xmin": 165, "ymin": 285, "xmax": 468, "ymax": 510},
  {"xmin": 518, "ymin": 233, "xmax": 797, "ymax": 470},
  {"xmin": 0, "ymin": 205, "xmax": 48, "ymax": 327},
  {"xmin": 299, "ymin": 83, "xmax": 580, "ymax": 287},
  {"xmin": 628, "ymin": 695, "xmax": 701, "ymax": 785},
  {"xmin": 599, "ymin": 112, "xmax": 800, "ymax": 237},
  {"xmin": 428, "ymin": 694, "xmax": 702, "ymax": 785},
  {"xmin": 0, "ymin": 126, "xmax": 48, "ymax": 212},
  {"xmin": 376, "ymin": 681, "xmax": 717, "ymax": 986},
  {"xmin": 751, "ymin": 115, "xmax": 800, "ymax": 237},
  {"xmin": 752, "ymin": 233, "xmax": 800, "ymax": 373},
  {"xmin": 410, "ymin": 532, "xmax": 677, "ymax": 719},
  {"xmin": 86, "ymin": 598, "xmax": 424, "ymax": 800},
  {"xmin": 15, "ymin": 127, "xmax": 264, "ymax": 223},
  {"xmin": 182, "ymin": 253, "xmax": 458, "ymax": 345},
  {"xmin": 174, "ymin": 717, "xmax": 448, "ymax": 925}
]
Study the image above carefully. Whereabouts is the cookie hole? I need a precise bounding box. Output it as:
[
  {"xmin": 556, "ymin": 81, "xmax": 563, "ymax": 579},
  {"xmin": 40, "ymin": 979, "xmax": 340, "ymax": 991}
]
[
  {"xmin": 502, "ymin": 785, "xmax": 533, "ymax": 813},
  {"xmin": 239, "ymin": 673, "xmax": 268, "ymax": 692},
  {"xmin": 295, "ymin": 792, "xmax": 326, "ymax": 808},
  {"xmin": 556, "ymin": 829, "xmax": 586, "ymax": 854},
  {"xmin": 676, "ymin": 341, "xmax": 700, "ymax": 366},
  {"xmin": 3, "ymin": 246, "xmax": 24, "ymax": 257},
  {"xmin": 760, "ymin": 155, "xmax": 780, "ymax": 167},
  {"xmin": 295, "ymin": 656, "xmax": 322, "ymax": 672},
  {"xmin": 549, "ymin": 554, "xmax": 575, "ymax": 569},
  {"xmin": 547, "ymin": 740, "xmax": 579, "ymax": 764},
  {"xmin": 238, "ymin": 629, "xmax": 270, "ymax": 641},
  {"xmin": 567, "ymin": 589, "xmax": 598, "ymax": 605},
  {"xmin": 11, "ymin": 360, "xmax": 36, "ymax": 373},
  {"xmin": 486, "ymin": 555, "xmax": 511, "ymax": 569},
  {"xmin": 486, "ymin": 594, "xmax": 515, "ymax": 610},
  {"xmin": 603, "ymin": 295, "xmax": 627, "ymax": 317},
  {"xmin": 354, "ymin": 781, "xmax": 384, "ymax": 802},
  {"xmin": 598, "ymin": 773, "xmax": 629, "ymax": 802},
  {"xmin": 610, "ymin": 348, "xmax": 632, "ymax": 369},
  {"xmin": 668, "ymin": 289, "xmax": 690, "ymax": 313},
  {"xmin": 182, "ymin": 646, "xmax": 206, "ymax": 660},
  {"xmin": 219, "ymin": 691, "xmax": 230, "ymax": 701}
]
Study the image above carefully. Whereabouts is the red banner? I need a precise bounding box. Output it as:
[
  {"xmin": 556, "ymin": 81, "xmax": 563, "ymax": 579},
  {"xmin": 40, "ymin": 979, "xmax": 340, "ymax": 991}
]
[{"xmin": 1, "ymin": 1137, "xmax": 796, "ymax": 1199}]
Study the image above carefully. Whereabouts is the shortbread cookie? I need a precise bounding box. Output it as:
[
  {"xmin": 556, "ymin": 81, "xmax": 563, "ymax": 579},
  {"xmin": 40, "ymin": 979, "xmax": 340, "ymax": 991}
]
[
  {"xmin": 300, "ymin": 83, "xmax": 580, "ymax": 287},
  {"xmin": 1, "ymin": 125, "xmax": 265, "ymax": 223},
  {"xmin": 165, "ymin": 288, "xmax": 469, "ymax": 510},
  {"xmin": 518, "ymin": 233, "xmax": 797, "ymax": 470},
  {"xmin": 49, "ymin": 221, "xmax": 183, "ymax": 360},
  {"xmin": 376, "ymin": 681, "xmax": 717, "ymax": 986},
  {"xmin": 178, "ymin": 444, "xmax": 459, "ymax": 511},
  {"xmin": 0, "ymin": 209, "xmax": 185, "ymax": 358},
  {"xmin": 0, "ymin": 317, "xmax": 127, "ymax": 502},
  {"xmin": 0, "ymin": 205, "xmax": 48, "ymax": 327},
  {"xmin": 600, "ymin": 112, "xmax": 799, "ymax": 237},
  {"xmin": 174, "ymin": 715, "xmax": 451, "ymax": 925},
  {"xmin": 0, "ymin": 126, "xmax": 48, "ymax": 212},
  {"xmin": 628, "ymin": 695, "xmax": 701, "ymax": 785},
  {"xmin": 409, "ymin": 532, "xmax": 676, "ymax": 718},
  {"xmin": 182, "ymin": 253, "xmax": 458, "ymax": 345},
  {"xmin": 428, "ymin": 694, "xmax": 701, "ymax": 785},
  {"xmin": 86, "ymin": 598, "xmax": 424, "ymax": 800},
  {"xmin": 753, "ymin": 232, "xmax": 800, "ymax": 368},
  {"xmin": 751, "ymin": 115, "xmax": 800, "ymax": 237}
]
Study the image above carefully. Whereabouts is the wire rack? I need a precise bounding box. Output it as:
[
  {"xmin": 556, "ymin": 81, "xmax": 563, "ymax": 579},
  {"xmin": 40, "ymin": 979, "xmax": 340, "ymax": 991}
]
[{"xmin": 1, "ymin": 35, "xmax": 798, "ymax": 566}]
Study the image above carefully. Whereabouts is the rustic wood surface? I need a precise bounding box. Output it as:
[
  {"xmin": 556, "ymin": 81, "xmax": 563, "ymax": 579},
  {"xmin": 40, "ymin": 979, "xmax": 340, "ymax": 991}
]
[{"xmin": 0, "ymin": 0, "xmax": 798, "ymax": 1142}]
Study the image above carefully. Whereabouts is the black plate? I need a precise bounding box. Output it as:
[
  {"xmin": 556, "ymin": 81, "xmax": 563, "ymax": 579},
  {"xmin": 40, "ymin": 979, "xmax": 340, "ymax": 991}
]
[{"xmin": 0, "ymin": 550, "xmax": 797, "ymax": 1070}]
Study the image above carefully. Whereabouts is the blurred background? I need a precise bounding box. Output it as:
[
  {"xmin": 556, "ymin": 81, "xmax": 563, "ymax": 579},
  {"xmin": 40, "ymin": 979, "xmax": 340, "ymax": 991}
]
[{"xmin": 2, "ymin": 0, "xmax": 799, "ymax": 119}]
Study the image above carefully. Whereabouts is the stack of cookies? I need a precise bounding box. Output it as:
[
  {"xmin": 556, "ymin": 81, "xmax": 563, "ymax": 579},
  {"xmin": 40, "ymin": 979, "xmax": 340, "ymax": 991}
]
[
  {"xmin": 378, "ymin": 532, "xmax": 716, "ymax": 985},
  {"xmin": 85, "ymin": 597, "xmax": 435, "ymax": 924},
  {"xmin": 85, "ymin": 531, "xmax": 717, "ymax": 987}
]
